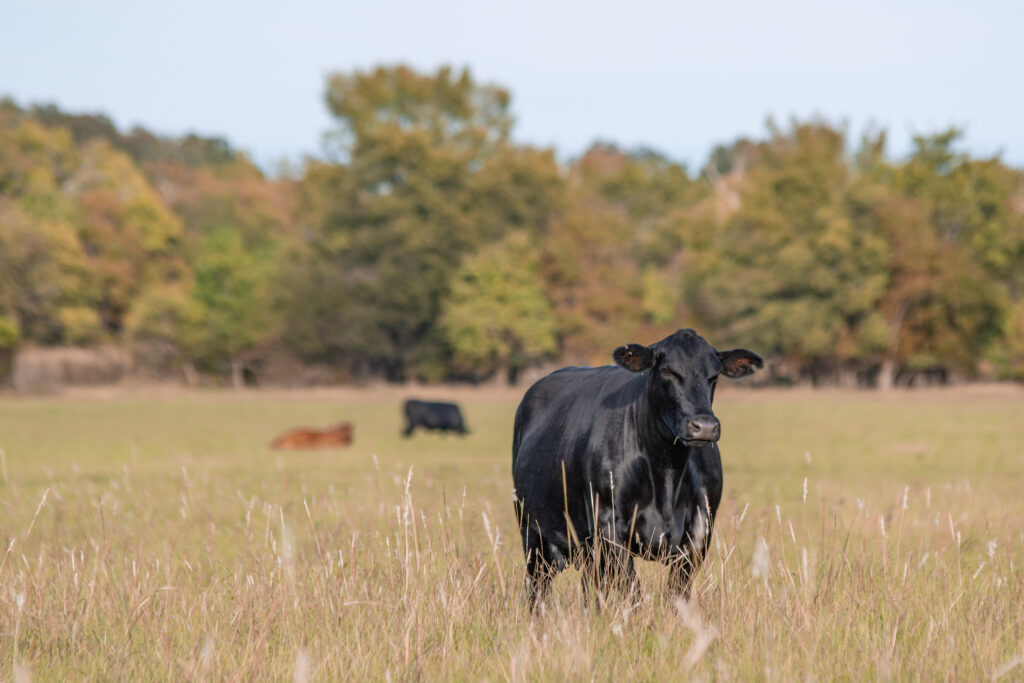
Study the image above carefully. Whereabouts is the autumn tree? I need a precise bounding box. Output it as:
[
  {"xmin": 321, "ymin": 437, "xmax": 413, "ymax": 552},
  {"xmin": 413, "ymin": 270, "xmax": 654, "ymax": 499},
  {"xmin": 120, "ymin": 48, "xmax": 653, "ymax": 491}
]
[
  {"xmin": 868, "ymin": 130, "xmax": 1012, "ymax": 385},
  {"xmin": 125, "ymin": 284, "xmax": 205, "ymax": 385},
  {"xmin": 0, "ymin": 109, "xmax": 99, "ymax": 344},
  {"xmin": 686, "ymin": 122, "xmax": 891, "ymax": 384},
  {"xmin": 4, "ymin": 94, "xmax": 1024, "ymax": 388},
  {"xmin": 69, "ymin": 139, "xmax": 185, "ymax": 335}
]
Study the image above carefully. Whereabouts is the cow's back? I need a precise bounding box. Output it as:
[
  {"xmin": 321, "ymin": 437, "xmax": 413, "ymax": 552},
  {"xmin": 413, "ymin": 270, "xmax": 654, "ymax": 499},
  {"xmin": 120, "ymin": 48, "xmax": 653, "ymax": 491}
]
[
  {"xmin": 514, "ymin": 365, "xmax": 636, "ymax": 461},
  {"xmin": 404, "ymin": 399, "xmax": 466, "ymax": 432}
]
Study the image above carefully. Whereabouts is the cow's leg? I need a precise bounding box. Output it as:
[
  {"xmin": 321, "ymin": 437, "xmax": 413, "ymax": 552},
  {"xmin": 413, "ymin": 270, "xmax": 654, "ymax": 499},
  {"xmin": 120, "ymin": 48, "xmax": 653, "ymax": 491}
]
[
  {"xmin": 525, "ymin": 538, "xmax": 568, "ymax": 610},
  {"xmin": 603, "ymin": 546, "xmax": 639, "ymax": 599},
  {"xmin": 583, "ymin": 540, "xmax": 638, "ymax": 607},
  {"xmin": 517, "ymin": 503, "xmax": 558, "ymax": 611},
  {"xmin": 579, "ymin": 546, "xmax": 600, "ymax": 607},
  {"xmin": 525, "ymin": 545, "xmax": 554, "ymax": 610},
  {"xmin": 667, "ymin": 551, "xmax": 697, "ymax": 597},
  {"xmin": 667, "ymin": 511, "xmax": 715, "ymax": 597}
]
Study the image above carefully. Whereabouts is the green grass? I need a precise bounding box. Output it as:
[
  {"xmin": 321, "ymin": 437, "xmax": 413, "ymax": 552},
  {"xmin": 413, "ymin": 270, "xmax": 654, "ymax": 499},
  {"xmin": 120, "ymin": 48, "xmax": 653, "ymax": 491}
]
[{"xmin": 1, "ymin": 386, "xmax": 1023, "ymax": 680}]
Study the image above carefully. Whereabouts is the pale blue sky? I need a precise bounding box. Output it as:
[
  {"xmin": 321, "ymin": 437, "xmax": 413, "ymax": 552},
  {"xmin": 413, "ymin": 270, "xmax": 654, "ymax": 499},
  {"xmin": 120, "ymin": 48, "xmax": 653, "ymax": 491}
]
[{"xmin": 2, "ymin": 0, "xmax": 1021, "ymax": 171}]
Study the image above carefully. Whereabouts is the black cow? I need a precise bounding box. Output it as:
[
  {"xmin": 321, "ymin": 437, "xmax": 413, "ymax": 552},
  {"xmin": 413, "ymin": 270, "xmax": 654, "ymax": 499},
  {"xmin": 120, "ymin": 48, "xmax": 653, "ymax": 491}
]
[
  {"xmin": 512, "ymin": 329, "xmax": 762, "ymax": 606},
  {"xmin": 402, "ymin": 399, "xmax": 469, "ymax": 437}
]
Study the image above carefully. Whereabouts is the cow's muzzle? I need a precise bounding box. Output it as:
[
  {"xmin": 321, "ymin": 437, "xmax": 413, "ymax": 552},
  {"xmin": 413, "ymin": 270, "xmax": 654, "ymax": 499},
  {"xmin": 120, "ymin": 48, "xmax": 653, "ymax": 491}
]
[{"xmin": 683, "ymin": 414, "xmax": 720, "ymax": 444}]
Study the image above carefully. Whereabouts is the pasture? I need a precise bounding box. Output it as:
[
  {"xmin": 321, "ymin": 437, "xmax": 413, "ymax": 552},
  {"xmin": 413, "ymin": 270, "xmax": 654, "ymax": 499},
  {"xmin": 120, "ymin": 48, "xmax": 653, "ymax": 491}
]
[{"xmin": 1, "ymin": 385, "xmax": 1022, "ymax": 680}]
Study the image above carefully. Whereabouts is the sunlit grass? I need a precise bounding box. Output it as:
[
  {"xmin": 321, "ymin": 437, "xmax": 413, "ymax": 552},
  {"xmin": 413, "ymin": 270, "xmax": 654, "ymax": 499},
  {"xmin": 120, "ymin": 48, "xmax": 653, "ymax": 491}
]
[{"xmin": 1, "ymin": 385, "xmax": 1022, "ymax": 679}]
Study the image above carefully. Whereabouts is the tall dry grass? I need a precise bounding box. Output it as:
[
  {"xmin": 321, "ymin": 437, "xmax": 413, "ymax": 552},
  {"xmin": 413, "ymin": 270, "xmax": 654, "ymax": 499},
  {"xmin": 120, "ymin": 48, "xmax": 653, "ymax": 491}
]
[{"xmin": 0, "ymin": 387, "xmax": 1022, "ymax": 680}]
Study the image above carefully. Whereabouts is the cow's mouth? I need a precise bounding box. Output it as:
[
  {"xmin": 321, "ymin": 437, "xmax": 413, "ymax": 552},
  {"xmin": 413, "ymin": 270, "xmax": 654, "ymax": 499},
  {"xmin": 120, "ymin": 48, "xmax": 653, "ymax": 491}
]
[{"xmin": 671, "ymin": 432, "xmax": 714, "ymax": 448}]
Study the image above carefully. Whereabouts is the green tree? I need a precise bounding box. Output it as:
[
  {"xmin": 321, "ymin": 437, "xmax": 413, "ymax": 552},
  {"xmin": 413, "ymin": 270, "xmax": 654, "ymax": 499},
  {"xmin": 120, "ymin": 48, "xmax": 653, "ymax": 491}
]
[
  {"xmin": 861, "ymin": 130, "xmax": 1012, "ymax": 384},
  {"xmin": 688, "ymin": 122, "xmax": 891, "ymax": 383},
  {"xmin": 126, "ymin": 284, "xmax": 206, "ymax": 385},
  {"xmin": 190, "ymin": 226, "xmax": 279, "ymax": 388},
  {"xmin": 997, "ymin": 299, "xmax": 1024, "ymax": 380},
  {"xmin": 284, "ymin": 65, "xmax": 562, "ymax": 380},
  {"xmin": 0, "ymin": 312, "xmax": 18, "ymax": 380},
  {"xmin": 441, "ymin": 232, "xmax": 558, "ymax": 382},
  {"xmin": 541, "ymin": 188, "xmax": 645, "ymax": 364}
]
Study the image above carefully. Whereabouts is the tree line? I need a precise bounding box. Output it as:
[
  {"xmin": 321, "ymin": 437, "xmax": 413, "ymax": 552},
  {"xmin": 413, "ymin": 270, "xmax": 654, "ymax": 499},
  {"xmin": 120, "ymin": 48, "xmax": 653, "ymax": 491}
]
[{"xmin": 2, "ymin": 65, "xmax": 1023, "ymax": 388}]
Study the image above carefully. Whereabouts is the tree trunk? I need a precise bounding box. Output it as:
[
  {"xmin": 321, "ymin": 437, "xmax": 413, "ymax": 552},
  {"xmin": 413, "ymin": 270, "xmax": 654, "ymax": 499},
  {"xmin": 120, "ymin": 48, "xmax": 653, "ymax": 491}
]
[
  {"xmin": 0, "ymin": 349, "xmax": 12, "ymax": 384},
  {"xmin": 837, "ymin": 363, "xmax": 857, "ymax": 389},
  {"xmin": 182, "ymin": 360, "xmax": 199, "ymax": 388},
  {"xmin": 877, "ymin": 358, "xmax": 896, "ymax": 392},
  {"xmin": 230, "ymin": 358, "xmax": 245, "ymax": 390}
]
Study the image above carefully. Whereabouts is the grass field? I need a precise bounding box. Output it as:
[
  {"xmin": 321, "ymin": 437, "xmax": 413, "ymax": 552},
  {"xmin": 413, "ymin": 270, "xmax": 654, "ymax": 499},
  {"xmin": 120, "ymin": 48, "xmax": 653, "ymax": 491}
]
[{"xmin": 1, "ymin": 384, "xmax": 1023, "ymax": 680}]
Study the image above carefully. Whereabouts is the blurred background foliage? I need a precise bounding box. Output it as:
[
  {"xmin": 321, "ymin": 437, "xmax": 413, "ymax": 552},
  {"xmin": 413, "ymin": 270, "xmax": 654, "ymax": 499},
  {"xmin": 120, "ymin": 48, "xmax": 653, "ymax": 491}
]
[{"xmin": 2, "ymin": 64, "xmax": 1023, "ymax": 387}]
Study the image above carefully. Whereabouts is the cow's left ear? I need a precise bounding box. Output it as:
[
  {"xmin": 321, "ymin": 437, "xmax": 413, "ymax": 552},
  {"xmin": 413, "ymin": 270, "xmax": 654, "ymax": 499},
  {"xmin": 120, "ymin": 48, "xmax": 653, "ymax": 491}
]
[
  {"xmin": 717, "ymin": 349, "xmax": 763, "ymax": 378},
  {"xmin": 613, "ymin": 343, "xmax": 655, "ymax": 372}
]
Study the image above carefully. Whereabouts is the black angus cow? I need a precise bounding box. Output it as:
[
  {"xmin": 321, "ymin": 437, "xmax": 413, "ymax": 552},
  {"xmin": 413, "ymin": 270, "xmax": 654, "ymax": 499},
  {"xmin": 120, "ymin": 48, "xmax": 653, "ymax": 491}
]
[
  {"xmin": 402, "ymin": 399, "xmax": 469, "ymax": 437},
  {"xmin": 512, "ymin": 329, "xmax": 762, "ymax": 606}
]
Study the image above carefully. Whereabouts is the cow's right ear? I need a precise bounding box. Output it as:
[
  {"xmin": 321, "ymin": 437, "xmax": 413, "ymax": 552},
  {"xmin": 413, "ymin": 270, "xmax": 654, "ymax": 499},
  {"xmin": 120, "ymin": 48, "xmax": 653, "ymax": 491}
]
[{"xmin": 613, "ymin": 343, "xmax": 655, "ymax": 372}]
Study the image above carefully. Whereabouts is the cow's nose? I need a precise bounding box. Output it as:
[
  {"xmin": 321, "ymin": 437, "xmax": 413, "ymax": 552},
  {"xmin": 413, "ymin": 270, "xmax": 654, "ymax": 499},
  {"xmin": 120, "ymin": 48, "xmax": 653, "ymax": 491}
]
[{"xmin": 686, "ymin": 415, "xmax": 720, "ymax": 441}]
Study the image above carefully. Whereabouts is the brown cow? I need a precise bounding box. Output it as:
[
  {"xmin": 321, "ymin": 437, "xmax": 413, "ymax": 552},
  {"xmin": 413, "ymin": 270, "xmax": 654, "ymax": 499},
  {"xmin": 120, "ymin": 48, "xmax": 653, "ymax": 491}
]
[{"xmin": 270, "ymin": 422, "xmax": 354, "ymax": 450}]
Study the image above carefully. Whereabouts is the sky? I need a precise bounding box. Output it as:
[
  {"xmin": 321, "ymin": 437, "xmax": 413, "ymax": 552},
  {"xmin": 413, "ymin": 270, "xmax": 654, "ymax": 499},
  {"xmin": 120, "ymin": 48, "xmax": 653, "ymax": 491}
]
[{"xmin": 2, "ymin": 0, "xmax": 1022, "ymax": 172}]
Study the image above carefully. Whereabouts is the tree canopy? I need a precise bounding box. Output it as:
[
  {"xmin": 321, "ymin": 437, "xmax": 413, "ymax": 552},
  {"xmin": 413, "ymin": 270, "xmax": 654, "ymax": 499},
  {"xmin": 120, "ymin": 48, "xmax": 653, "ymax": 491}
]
[{"xmin": 2, "ymin": 69, "xmax": 1024, "ymax": 387}]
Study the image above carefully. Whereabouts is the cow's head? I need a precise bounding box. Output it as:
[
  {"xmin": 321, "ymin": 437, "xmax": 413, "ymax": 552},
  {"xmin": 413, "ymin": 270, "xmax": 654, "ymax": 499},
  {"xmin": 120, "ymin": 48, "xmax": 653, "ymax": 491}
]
[{"xmin": 613, "ymin": 329, "xmax": 762, "ymax": 446}]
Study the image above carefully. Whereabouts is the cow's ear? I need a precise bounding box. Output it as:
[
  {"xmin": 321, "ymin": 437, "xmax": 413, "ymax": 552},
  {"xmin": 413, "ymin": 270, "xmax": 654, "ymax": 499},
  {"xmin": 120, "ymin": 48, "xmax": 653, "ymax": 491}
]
[
  {"xmin": 613, "ymin": 343, "xmax": 655, "ymax": 372},
  {"xmin": 717, "ymin": 349, "xmax": 763, "ymax": 378}
]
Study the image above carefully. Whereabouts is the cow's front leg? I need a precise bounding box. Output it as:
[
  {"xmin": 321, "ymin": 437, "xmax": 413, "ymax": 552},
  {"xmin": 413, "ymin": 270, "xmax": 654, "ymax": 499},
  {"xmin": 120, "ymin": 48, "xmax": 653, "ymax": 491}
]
[
  {"xmin": 666, "ymin": 549, "xmax": 697, "ymax": 597},
  {"xmin": 602, "ymin": 544, "xmax": 639, "ymax": 598},
  {"xmin": 583, "ymin": 524, "xmax": 640, "ymax": 604},
  {"xmin": 667, "ymin": 507, "xmax": 715, "ymax": 597},
  {"xmin": 582, "ymin": 547, "xmax": 637, "ymax": 606},
  {"xmin": 517, "ymin": 501, "xmax": 564, "ymax": 611},
  {"xmin": 525, "ymin": 546, "xmax": 554, "ymax": 610},
  {"xmin": 524, "ymin": 537, "xmax": 571, "ymax": 610},
  {"xmin": 579, "ymin": 546, "xmax": 600, "ymax": 607}
]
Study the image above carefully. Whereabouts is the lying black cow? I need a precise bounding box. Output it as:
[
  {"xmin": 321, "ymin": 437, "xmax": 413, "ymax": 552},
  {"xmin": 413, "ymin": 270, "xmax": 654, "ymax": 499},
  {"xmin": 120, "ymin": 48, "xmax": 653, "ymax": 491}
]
[
  {"xmin": 402, "ymin": 399, "xmax": 469, "ymax": 437},
  {"xmin": 512, "ymin": 329, "xmax": 762, "ymax": 606}
]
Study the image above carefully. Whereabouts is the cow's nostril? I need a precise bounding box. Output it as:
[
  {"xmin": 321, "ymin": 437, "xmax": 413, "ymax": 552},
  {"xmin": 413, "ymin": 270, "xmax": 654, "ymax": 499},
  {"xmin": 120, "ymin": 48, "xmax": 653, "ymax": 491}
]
[{"xmin": 687, "ymin": 416, "xmax": 720, "ymax": 440}]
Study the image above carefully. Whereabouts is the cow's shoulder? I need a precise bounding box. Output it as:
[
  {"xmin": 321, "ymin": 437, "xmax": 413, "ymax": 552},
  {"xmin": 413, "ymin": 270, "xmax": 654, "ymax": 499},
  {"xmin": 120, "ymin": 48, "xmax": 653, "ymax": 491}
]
[{"xmin": 525, "ymin": 364, "xmax": 618, "ymax": 398}]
